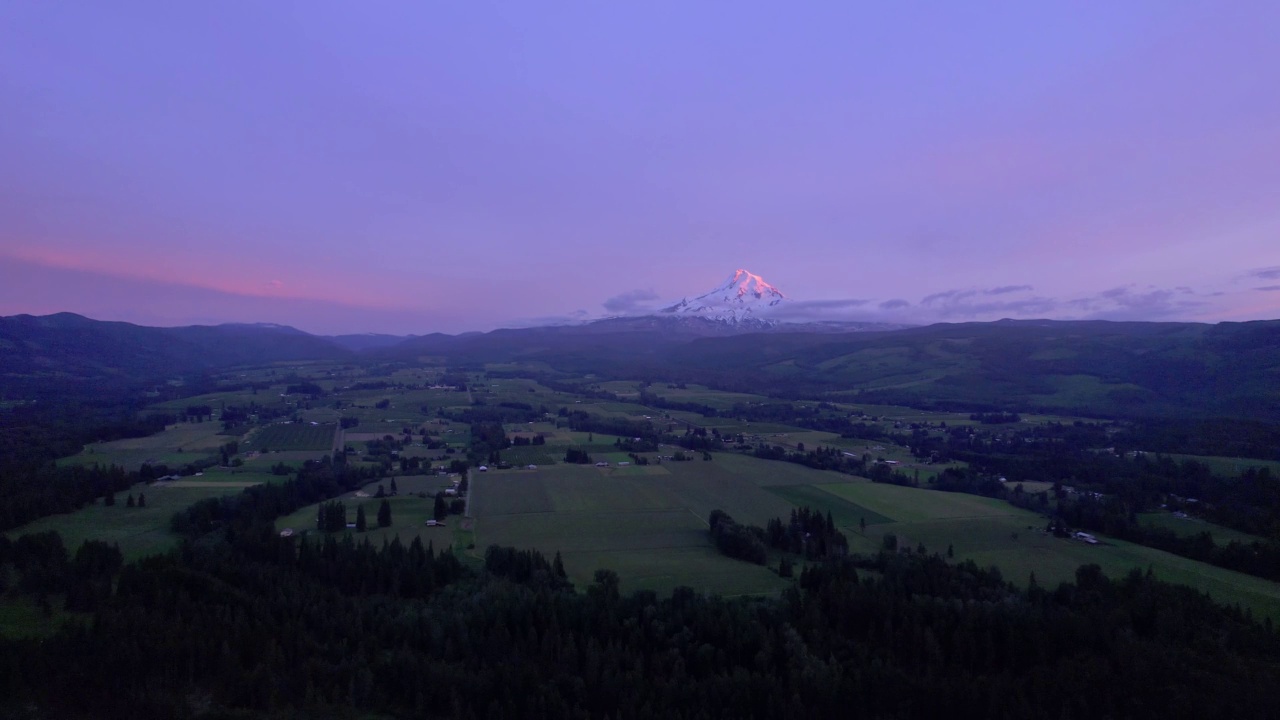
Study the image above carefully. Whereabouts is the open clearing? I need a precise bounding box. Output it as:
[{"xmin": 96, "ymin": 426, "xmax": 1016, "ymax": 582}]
[
  {"xmin": 57, "ymin": 422, "xmax": 232, "ymax": 471},
  {"xmin": 5, "ymin": 480, "xmax": 271, "ymax": 561},
  {"xmin": 468, "ymin": 447, "xmax": 1280, "ymax": 618},
  {"xmin": 793, "ymin": 480, "xmax": 1280, "ymax": 622},
  {"xmin": 273, "ymin": 480, "xmax": 461, "ymax": 555},
  {"xmin": 1138, "ymin": 511, "xmax": 1268, "ymax": 546},
  {"xmin": 1162, "ymin": 453, "xmax": 1280, "ymax": 477},
  {"xmin": 472, "ymin": 460, "xmax": 792, "ymax": 596}
]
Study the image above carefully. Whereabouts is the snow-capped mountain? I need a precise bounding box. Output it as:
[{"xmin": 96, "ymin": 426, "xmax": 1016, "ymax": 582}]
[{"xmin": 659, "ymin": 269, "xmax": 786, "ymax": 324}]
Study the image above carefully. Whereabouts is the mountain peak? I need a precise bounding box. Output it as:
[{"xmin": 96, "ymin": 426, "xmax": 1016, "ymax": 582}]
[
  {"xmin": 660, "ymin": 268, "xmax": 786, "ymax": 324},
  {"xmin": 715, "ymin": 269, "xmax": 786, "ymax": 301}
]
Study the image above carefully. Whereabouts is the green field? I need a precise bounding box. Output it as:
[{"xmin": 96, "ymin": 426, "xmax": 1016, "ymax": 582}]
[
  {"xmin": 1138, "ymin": 511, "xmax": 1268, "ymax": 545},
  {"xmin": 1162, "ymin": 454, "xmax": 1280, "ymax": 477},
  {"xmin": 799, "ymin": 481, "xmax": 1280, "ymax": 621},
  {"xmin": 248, "ymin": 423, "xmax": 337, "ymax": 452},
  {"xmin": 274, "ymin": 482, "xmax": 458, "ymax": 554},
  {"xmin": 500, "ymin": 445, "xmax": 560, "ymax": 466},
  {"xmin": 4, "ymin": 479, "xmax": 270, "ymax": 561},
  {"xmin": 459, "ymin": 443, "xmax": 1280, "ymax": 613},
  {"xmin": 57, "ymin": 422, "xmax": 232, "ymax": 471},
  {"xmin": 471, "ymin": 461, "xmax": 794, "ymax": 596},
  {"xmin": 764, "ymin": 484, "xmax": 893, "ymax": 527},
  {"xmin": 710, "ymin": 452, "xmax": 864, "ymax": 487}
]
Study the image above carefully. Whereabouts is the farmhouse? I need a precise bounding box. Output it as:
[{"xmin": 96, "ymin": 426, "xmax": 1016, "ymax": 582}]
[{"xmin": 1073, "ymin": 531, "xmax": 1098, "ymax": 544}]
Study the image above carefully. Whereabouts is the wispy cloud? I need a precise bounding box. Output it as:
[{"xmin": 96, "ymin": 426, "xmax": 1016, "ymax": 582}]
[
  {"xmin": 879, "ymin": 298, "xmax": 910, "ymax": 310},
  {"xmin": 1255, "ymin": 285, "xmax": 1280, "ymax": 292},
  {"xmin": 985, "ymin": 284, "xmax": 1033, "ymax": 295},
  {"xmin": 602, "ymin": 289, "xmax": 660, "ymax": 314},
  {"xmin": 767, "ymin": 298, "xmax": 874, "ymax": 323},
  {"xmin": 1066, "ymin": 285, "xmax": 1210, "ymax": 320},
  {"xmin": 506, "ymin": 310, "xmax": 593, "ymax": 328},
  {"xmin": 1248, "ymin": 267, "xmax": 1280, "ymax": 281}
]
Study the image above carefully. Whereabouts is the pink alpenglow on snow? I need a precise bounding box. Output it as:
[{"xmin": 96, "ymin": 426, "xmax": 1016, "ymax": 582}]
[{"xmin": 661, "ymin": 269, "xmax": 787, "ymax": 324}]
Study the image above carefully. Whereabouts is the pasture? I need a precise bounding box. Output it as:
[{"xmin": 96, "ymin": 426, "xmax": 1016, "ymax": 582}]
[
  {"xmin": 57, "ymin": 421, "xmax": 232, "ymax": 471},
  {"xmin": 471, "ymin": 460, "xmax": 793, "ymax": 596},
  {"xmin": 795, "ymin": 480, "xmax": 1280, "ymax": 622},
  {"xmin": 248, "ymin": 423, "xmax": 336, "ymax": 452},
  {"xmin": 4, "ymin": 479, "xmax": 268, "ymax": 561},
  {"xmin": 488, "ymin": 436, "xmax": 1280, "ymax": 621},
  {"xmin": 1161, "ymin": 453, "xmax": 1280, "ymax": 477},
  {"xmin": 273, "ymin": 480, "xmax": 459, "ymax": 554},
  {"xmin": 1138, "ymin": 511, "xmax": 1268, "ymax": 546}
]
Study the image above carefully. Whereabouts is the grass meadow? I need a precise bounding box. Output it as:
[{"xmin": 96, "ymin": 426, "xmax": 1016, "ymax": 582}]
[
  {"xmin": 273, "ymin": 478, "xmax": 465, "ymax": 558},
  {"xmin": 1137, "ymin": 511, "xmax": 1268, "ymax": 545},
  {"xmin": 57, "ymin": 421, "xmax": 231, "ymax": 471},
  {"xmin": 4, "ymin": 476, "xmax": 277, "ymax": 561},
  {"xmin": 803, "ymin": 481, "xmax": 1280, "ymax": 622},
  {"xmin": 247, "ymin": 423, "xmax": 337, "ymax": 452},
  {"xmin": 471, "ymin": 461, "xmax": 793, "ymax": 597}
]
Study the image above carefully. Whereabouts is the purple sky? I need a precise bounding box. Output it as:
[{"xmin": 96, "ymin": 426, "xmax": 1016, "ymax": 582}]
[{"xmin": 2, "ymin": 1, "xmax": 1278, "ymax": 334}]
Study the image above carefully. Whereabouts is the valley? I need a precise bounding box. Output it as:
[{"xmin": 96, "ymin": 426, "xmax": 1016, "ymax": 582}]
[
  {"xmin": 2, "ymin": 315, "xmax": 1278, "ymax": 716},
  {"xmin": 8, "ymin": 352, "xmax": 1280, "ymax": 620}
]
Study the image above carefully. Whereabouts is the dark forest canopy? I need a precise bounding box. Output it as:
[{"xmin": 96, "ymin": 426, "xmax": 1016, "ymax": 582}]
[{"xmin": 2, "ymin": 528, "xmax": 1278, "ymax": 719}]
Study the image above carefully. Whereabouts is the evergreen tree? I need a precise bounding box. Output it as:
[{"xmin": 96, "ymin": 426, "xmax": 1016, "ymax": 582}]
[
  {"xmin": 377, "ymin": 499, "xmax": 392, "ymax": 528},
  {"xmin": 356, "ymin": 505, "xmax": 367, "ymax": 532},
  {"xmin": 125, "ymin": 494, "xmax": 135, "ymax": 508},
  {"xmin": 137, "ymin": 493, "xmax": 146, "ymax": 508},
  {"xmin": 433, "ymin": 493, "xmax": 447, "ymax": 522},
  {"xmin": 390, "ymin": 477, "xmax": 398, "ymax": 495}
]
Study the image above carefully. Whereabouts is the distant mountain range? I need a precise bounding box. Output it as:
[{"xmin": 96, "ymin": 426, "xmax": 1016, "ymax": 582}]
[
  {"xmin": 0, "ymin": 313, "xmax": 350, "ymax": 401},
  {"xmin": 2, "ymin": 311, "xmax": 1278, "ymax": 422}
]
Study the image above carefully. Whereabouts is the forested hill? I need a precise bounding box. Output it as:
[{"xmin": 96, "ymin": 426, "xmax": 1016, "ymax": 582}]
[
  {"xmin": 384, "ymin": 317, "xmax": 1280, "ymax": 421},
  {"xmin": 0, "ymin": 313, "xmax": 350, "ymax": 402},
  {"xmin": 4, "ymin": 313, "xmax": 1279, "ymax": 421},
  {"xmin": 658, "ymin": 318, "xmax": 1280, "ymax": 420}
]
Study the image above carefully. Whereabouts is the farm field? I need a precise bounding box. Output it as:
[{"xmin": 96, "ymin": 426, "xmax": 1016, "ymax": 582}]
[
  {"xmin": 240, "ymin": 450, "xmax": 329, "ymax": 471},
  {"xmin": 471, "ymin": 461, "xmax": 792, "ymax": 596},
  {"xmin": 790, "ymin": 480, "xmax": 1280, "ymax": 622},
  {"xmin": 647, "ymin": 384, "xmax": 771, "ymax": 410},
  {"xmin": 247, "ymin": 423, "xmax": 337, "ymax": 452},
  {"xmin": 500, "ymin": 445, "xmax": 560, "ymax": 466},
  {"xmin": 758, "ymin": 430, "xmax": 964, "ymax": 481},
  {"xmin": 57, "ymin": 422, "xmax": 232, "ymax": 471},
  {"xmin": 477, "ymin": 416, "xmax": 1280, "ymax": 622},
  {"xmin": 4, "ymin": 480, "xmax": 271, "ymax": 561},
  {"xmin": 1138, "ymin": 511, "xmax": 1268, "ymax": 546},
  {"xmin": 710, "ymin": 451, "xmax": 863, "ymax": 488},
  {"xmin": 1162, "ymin": 453, "xmax": 1280, "ymax": 477},
  {"xmin": 273, "ymin": 480, "xmax": 460, "ymax": 555}
]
